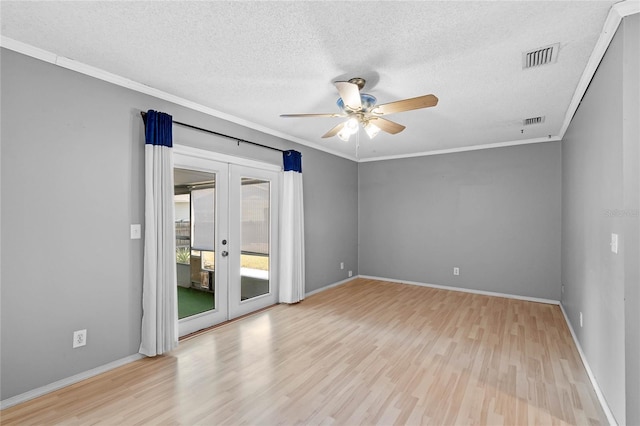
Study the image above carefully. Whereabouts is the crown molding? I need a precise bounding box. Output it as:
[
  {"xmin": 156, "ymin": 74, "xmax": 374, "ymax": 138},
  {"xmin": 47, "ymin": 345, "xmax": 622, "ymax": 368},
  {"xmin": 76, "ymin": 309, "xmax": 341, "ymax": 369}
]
[
  {"xmin": 0, "ymin": 36, "xmax": 357, "ymax": 162},
  {"xmin": 558, "ymin": 0, "xmax": 639, "ymax": 139},
  {"xmin": 614, "ymin": 0, "xmax": 640, "ymax": 18},
  {"xmin": 358, "ymin": 136, "xmax": 562, "ymax": 163},
  {"xmin": 2, "ymin": 0, "xmax": 635, "ymax": 164}
]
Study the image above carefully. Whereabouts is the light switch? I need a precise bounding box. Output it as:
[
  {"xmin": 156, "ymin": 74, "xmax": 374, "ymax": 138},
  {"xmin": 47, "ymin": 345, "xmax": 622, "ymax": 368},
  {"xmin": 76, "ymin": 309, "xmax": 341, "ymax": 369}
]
[
  {"xmin": 610, "ymin": 233, "xmax": 618, "ymax": 254},
  {"xmin": 130, "ymin": 224, "xmax": 141, "ymax": 240}
]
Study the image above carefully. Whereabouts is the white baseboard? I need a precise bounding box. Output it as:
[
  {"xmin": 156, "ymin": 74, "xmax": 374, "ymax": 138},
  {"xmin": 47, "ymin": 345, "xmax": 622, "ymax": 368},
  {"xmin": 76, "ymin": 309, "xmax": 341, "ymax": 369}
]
[
  {"xmin": 357, "ymin": 275, "xmax": 615, "ymax": 425},
  {"xmin": 1, "ymin": 281, "xmax": 613, "ymax": 426},
  {"xmin": 559, "ymin": 303, "xmax": 618, "ymax": 426},
  {"xmin": 1, "ymin": 277, "xmax": 356, "ymax": 410},
  {"xmin": 0, "ymin": 353, "xmax": 144, "ymax": 410},
  {"xmin": 358, "ymin": 275, "xmax": 560, "ymax": 305},
  {"xmin": 305, "ymin": 275, "xmax": 359, "ymax": 297}
]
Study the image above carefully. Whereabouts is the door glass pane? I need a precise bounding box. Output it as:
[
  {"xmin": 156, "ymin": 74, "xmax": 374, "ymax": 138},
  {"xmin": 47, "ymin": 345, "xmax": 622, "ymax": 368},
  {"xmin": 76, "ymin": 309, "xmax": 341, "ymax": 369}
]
[
  {"xmin": 192, "ymin": 188, "xmax": 214, "ymax": 251},
  {"xmin": 174, "ymin": 168, "xmax": 215, "ymax": 319},
  {"xmin": 240, "ymin": 178, "xmax": 270, "ymax": 301}
]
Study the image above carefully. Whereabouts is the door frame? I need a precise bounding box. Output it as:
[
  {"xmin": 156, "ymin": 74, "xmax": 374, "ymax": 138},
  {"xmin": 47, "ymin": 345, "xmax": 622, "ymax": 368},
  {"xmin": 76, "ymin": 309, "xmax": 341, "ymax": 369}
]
[
  {"xmin": 173, "ymin": 144, "xmax": 281, "ymax": 336},
  {"xmin": 174, "ymin": 145, "xmax": 282, "ymax": 173}
]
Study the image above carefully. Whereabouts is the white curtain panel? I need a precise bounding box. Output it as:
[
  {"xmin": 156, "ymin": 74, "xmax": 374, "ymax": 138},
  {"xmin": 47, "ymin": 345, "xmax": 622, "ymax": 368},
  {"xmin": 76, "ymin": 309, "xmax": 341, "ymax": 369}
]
[
  {"xmin": 139, "ymin": 113, "xmax": 178, "ymax": 356},
  {"xmin": 279, "ymin": 167, "xmax": 305, "ymax": 303}
]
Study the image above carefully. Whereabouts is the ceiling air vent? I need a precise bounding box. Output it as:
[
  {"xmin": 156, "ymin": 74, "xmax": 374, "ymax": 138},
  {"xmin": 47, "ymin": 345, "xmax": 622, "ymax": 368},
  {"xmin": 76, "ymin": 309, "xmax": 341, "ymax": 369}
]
[
  {"xmin": 523, "ymin": 116, "xmax": 545, "ymax": 126},
  {"xmin": 522, "ymin": 43, "xmax": 559, "ymax": 69}
]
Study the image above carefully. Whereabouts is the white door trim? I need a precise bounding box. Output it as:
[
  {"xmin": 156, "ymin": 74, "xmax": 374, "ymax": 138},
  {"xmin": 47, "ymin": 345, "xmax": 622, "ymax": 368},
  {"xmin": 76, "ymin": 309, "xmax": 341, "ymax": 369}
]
[{"xmin": 173, "ymin": 144, "xmax": 282, "ymax": 172}]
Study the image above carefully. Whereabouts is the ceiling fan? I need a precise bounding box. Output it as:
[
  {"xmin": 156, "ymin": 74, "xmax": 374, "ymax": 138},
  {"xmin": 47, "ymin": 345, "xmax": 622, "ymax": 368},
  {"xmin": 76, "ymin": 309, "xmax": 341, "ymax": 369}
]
[{"xmin": 280, "ymin": 77, "xmax": 438, "ymax": 142}]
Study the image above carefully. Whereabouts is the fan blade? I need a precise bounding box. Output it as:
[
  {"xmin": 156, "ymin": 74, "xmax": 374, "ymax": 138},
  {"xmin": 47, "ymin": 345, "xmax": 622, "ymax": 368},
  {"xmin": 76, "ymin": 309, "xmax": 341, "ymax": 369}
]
[
  {"xmin": 322, "ymin": 122, "xmax": 346, "ymax": 138},
  {"xmin": 280, "ymin": 113, "xmax": 344, "ymax": 118},
  {"xmin": 334, "ymin": 81, "xmax": 362, "ymax": 110},
  {"xmin": 370, "ymin": 117, "xmax": 406, "ymax": 134},
  {"xmin": 374, "ymin": 94, "xmax": 438, "ymax": 115}
]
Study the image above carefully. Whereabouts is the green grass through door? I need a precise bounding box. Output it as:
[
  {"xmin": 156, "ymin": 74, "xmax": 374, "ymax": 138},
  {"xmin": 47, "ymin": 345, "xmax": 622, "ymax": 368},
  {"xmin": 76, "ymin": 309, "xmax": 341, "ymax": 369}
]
[{"xmin": 177, "ymin": 287, "xmax": 214, "ymax": 319}]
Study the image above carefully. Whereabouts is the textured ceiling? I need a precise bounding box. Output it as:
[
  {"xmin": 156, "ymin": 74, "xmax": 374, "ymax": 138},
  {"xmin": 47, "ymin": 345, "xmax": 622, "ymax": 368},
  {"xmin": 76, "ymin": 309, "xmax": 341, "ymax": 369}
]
[{"xmin": 0, "ymin": 1, "xmax": 619, "ymax": 161}]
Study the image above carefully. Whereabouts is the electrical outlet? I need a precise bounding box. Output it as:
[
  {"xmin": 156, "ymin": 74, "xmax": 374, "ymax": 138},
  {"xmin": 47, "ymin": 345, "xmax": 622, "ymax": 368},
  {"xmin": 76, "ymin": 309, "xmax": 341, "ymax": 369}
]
[
  {"xmin": 561, "ymin": 285, "xmax": 565, "ymax": 294},
  {"xmin": 348, "ymin": 270, "xmax": 353, "ymax": 277},
  {"xmin": 73, "ymin": 329, "xmax": 87, "ymax": 348},
  {"xmin": 453, "ymin": 267, "xmax": 460, "ymax": 276},
  {"xmin": 579, "ymin": 312, "xmax": 583, "ymax": 328},
  {"xmin": 340, "ymin": 262, "xmax": 344, "ymax": 270}
]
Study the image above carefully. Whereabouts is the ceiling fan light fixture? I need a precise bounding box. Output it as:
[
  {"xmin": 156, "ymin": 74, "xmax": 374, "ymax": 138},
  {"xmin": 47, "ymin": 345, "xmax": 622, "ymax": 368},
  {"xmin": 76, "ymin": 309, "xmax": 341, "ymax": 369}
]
[
  {"xmin": 345, "ymin": 117, "xmax": 359, "ymax": 135},
  {"xmin": 364, "ymin": 122, "xmax": 381, "ymax": 139},
  {"xmin": 337, "ymin": 128, "xmax": 351, "ymax": 142}
]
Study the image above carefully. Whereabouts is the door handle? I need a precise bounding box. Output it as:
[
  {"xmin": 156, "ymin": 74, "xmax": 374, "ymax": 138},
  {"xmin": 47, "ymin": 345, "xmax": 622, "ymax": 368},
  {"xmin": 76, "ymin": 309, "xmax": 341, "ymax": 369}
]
[{"xmin": 221, "ymin": 251, "xmax": 228, "ymax": 257}]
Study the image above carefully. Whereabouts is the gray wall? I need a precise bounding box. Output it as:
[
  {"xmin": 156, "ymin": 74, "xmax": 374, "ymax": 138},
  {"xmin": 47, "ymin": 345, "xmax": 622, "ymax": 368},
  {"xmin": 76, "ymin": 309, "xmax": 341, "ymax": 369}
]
[
  {"xmin": 358, "ymin": 142, "xmax": 562, "ymax": 300},
  {"xmin": 0, "ymin": 48, "xmax": 359, "ymax": 400},
  {"xmin": 622, "ymin": 15, "xmax": 640, "ymax": 426},
  {"xmin": 561, "ymin": 14, "xmax": 639, "ymax": 425},
  {"xmin": 2, "ymin": 16, "xmax": 637, "ymax": 416}
]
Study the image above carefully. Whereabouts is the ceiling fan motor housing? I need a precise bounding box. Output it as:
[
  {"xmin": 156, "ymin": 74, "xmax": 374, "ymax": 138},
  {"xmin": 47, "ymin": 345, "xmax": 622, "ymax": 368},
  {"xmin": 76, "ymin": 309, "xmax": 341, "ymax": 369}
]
[
  {"xmin": 347, "ymin": 77, "xmax": 367, "ymax": 90},
  {"xmin": 337, "ymin": 93, "xmax": 377, "ymax": 113}
]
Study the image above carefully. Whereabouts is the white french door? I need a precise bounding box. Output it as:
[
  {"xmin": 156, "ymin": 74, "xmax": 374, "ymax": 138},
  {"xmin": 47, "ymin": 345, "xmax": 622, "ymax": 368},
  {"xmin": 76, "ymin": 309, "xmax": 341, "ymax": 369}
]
[
  {"xmin": 229, "ymin": 165, "xmax": 279, "ymax": 319},
  {"xmin": 173, "ymin": 146, "xmax": 280, "ymax": 337}
]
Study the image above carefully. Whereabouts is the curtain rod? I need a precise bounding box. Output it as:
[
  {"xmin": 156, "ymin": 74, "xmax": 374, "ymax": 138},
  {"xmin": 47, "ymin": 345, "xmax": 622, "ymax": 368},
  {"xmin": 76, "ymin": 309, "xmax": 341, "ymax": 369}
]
[{"xmin": 140, "ymin": 111, "xmax": 284, "ymax": 153}]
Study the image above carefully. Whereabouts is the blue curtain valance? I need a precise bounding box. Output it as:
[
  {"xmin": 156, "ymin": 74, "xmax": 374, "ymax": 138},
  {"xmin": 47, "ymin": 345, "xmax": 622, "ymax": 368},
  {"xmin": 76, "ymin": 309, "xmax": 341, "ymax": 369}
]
[
  {"xmin": 145, "ymin": 110, "xmax": 173, "ymax": 147},
  {"xmin": 283, "ymin": 150, "xmax": 302, "ymax": 173}
]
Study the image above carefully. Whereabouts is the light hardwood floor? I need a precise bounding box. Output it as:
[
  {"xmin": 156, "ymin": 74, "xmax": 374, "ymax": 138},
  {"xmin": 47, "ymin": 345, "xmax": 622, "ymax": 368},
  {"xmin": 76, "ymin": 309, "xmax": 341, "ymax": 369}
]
[{"xmin": 1, "ymin": 278, "xmax": 607, "ymax": 425}]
